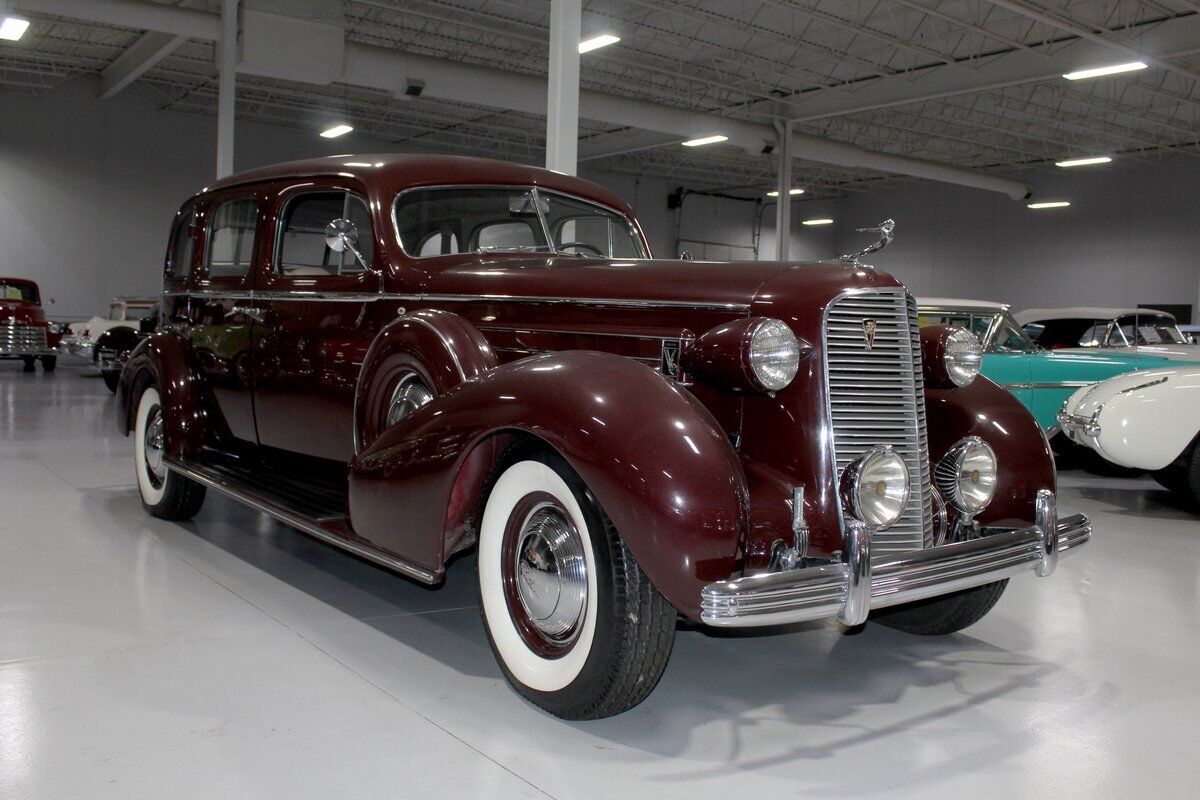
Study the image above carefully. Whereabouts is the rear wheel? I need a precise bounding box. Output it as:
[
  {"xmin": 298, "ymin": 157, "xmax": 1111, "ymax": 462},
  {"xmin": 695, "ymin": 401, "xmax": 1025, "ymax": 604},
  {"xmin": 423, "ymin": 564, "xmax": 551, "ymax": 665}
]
[
  {"xmin": 1152, "ymin": 465, "xmax": 1189, "ymax": 495},
  {"xmin": 478, "ymin": 447, "xmax": 676, "ymax": 719},
  {"xmin": 102, "ymin": 371, "xmax": 121, "ymax": 393},
  {"xmin": 134, "ymin": 386, "xmax": 206, "ymax": 520},
  {"xmin": 871, "ymin": 580, "xmax": 1008, "ymax": 635},
  {"xmin": 40, "ymin": 356, "xmax": 56, "ymax": 372}
]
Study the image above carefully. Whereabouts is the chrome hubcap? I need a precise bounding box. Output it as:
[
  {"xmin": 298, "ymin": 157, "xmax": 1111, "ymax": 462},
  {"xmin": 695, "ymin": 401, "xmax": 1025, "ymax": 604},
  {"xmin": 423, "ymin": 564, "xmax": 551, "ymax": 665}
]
[
  {"xmin": 514, "ymin": 503, "xmax": 588, "ymax": 641},
  {"xmin": 144, "ymin": 408, "xmax": 166, "ymax": 487},
  {"xmin": 385, "ymin": 373, "xmax": 433, "ymax": 428}
]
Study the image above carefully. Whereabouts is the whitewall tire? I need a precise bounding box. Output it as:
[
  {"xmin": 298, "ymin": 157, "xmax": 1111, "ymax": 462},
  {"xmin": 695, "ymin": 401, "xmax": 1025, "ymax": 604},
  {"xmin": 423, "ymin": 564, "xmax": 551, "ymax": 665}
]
[
  {"xmin": 478, "ymin": 446, "xmax": 676, "ymax": 719},
  {"xmin": 133, "ymin": 386, "xmax": 206, "ymax": 520}
]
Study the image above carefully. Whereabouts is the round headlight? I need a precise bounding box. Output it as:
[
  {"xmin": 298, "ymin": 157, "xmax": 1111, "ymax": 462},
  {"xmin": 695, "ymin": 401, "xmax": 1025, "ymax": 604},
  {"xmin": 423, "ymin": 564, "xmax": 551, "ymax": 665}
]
[
  {"xmin": 842, "ymin": 446, "xmax": 910, "ymax": 529},
  {"xmin": 935, "ymin": 436, "xmax": 997, "ymax": 515},
  {"xmin": 748, "ymin": 318, "xmax": 800, "ymax": 391},
  {"xmin": 944, "ymin": 328, "xmax": 982, "ymax": 387}
]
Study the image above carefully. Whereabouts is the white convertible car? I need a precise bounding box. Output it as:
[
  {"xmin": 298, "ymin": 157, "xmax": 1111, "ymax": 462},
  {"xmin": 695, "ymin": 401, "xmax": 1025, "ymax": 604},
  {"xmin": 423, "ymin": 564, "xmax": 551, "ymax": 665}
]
[
  {"xmin": 1059, "ymin": 366, "xmax": 1200, "ymax": 505},
  {"xmin": 1017, "ymin": 307, "xmax": 1200, "ymax": 361}
]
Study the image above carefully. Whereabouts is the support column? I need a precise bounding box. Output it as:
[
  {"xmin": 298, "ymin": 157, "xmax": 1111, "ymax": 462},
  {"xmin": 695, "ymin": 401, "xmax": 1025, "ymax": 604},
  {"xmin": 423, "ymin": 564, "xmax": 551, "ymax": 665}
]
[
  {"xmin": 774, "ymin": 119, "xmax": 793, "ymax": 261},
  {"xmin": 545, "ymin": 0, "xmax": 580, "ymax": 175},
  {"xmin": 215, "ymin": 0, "xmax": 237, "ymax": 179}
]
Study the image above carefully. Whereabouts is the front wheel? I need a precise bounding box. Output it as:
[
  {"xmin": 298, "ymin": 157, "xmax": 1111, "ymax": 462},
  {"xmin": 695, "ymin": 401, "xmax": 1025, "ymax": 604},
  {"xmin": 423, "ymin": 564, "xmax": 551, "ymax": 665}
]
[
  {"xmin": 102, "ymin": 370, "xmax": 121, "ymax": 393},
  {"xmin": 22, "ymin": 356, "xmax": 35, "ymax": 372},
  {"xmin": 40, "ymin": 356, "xmax": 56, "ymax": 372},
  {"xmin": 478, "ymin": 448, "xmax": 676, "ymax": 719},
  {"xmin": 134, "ymin": 386, "xmax": 206, "ymax": 520},
  {"xmin": 871, "ymin": 580, "xmax": 1007, "ymax": 635}
]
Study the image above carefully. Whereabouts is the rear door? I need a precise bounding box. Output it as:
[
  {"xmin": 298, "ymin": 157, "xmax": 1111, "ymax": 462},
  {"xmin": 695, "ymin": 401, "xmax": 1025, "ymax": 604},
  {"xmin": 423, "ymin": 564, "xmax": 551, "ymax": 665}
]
[{"xmin": 250, "ymin": 180, "xmax": 381, "ymax": 463}]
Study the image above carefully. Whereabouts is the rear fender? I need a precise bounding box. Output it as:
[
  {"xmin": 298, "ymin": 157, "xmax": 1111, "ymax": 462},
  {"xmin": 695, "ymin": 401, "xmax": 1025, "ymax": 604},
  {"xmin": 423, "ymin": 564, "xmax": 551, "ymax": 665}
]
[
  {"xmin": 349, "ymin": 350, "xmax": 749, "ymax": 619},
  {"xmin": 94, "ymin": 326, "xmax": 141, "ymax": 365},
  {"xmin": 116, "ymin": 332, "xmax": 207, "ymax": 457},
  {"xmin": 354, "ymin": 308, "xmax": 498, "ymax": 452}
]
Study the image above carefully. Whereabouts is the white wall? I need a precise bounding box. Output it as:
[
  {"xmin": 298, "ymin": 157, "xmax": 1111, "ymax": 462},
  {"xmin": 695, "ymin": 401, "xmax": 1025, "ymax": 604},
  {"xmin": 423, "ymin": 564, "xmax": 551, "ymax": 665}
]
[{"xmin": 832, "ymin": 158, "xmax": 1200, "ymax": 322}]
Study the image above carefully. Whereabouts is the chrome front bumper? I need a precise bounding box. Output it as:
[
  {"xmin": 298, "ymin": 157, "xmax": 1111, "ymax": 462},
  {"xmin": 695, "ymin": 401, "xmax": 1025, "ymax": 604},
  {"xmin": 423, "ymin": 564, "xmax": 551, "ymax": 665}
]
[
  {"xmin": 701, "ymin": 493, "xmax": 1091, "ymax": 628},
  {"xmin": 58, "ymin": 338, "xmax": 94, "ymax": 360}
]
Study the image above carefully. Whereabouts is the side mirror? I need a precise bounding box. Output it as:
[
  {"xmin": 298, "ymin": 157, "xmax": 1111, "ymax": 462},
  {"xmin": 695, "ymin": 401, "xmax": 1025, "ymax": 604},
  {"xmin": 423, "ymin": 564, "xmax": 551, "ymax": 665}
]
[{"xmin": 324, "ymin": 218, "xmax": 373, "ymax": 272}]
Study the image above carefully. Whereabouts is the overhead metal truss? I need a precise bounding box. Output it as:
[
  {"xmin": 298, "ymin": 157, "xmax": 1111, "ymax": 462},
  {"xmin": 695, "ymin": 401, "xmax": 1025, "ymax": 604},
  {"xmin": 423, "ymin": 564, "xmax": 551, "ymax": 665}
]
[{"xmin": 0, "ymin": 0, "xmax": 1197, "ymax": 197}]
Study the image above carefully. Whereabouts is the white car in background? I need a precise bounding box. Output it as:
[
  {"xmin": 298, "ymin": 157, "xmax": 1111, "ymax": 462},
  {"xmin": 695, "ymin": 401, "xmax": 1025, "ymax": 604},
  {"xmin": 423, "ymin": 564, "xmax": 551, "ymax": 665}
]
[
  {"xmin": 1016, "ymin": 307, "xmax": 1200, "ymax": 361},
  {"xmin": 1059, "ymin": 366, "xmax": 1200, "ymax": 505},
  {"xmin": 59, "ymin": 296, "xmax": 156, "ymax": 361}
]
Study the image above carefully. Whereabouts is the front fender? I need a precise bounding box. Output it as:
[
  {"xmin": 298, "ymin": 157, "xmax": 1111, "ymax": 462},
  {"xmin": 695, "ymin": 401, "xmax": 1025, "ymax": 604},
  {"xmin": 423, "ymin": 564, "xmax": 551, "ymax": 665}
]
[
  {"xmin": 926, "ymin": 374, "xmax": 1054, "ymax": 528},
  {"xmin": 349, "ymin": 351, "xmax": 748, "ymax": 619},
  {"xmin": 1074, "ymin": 367, "xmax": 1200, "ymax": 470},
  {"xmin": 117, "ymin": 332, "xmax": 207, "ymax": 457},
  {"xmin": 95, "ymin": 326, "xmax": 142, "ymax": 365}
]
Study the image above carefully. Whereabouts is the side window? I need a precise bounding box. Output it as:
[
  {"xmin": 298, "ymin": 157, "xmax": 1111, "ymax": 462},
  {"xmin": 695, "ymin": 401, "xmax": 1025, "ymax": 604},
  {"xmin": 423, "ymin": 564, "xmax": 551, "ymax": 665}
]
[
  {"xmin": 277, "ymin": 192, "xmax": 374, "ymax": 277},
  {"xmin": 476, "ymin": 221, "xmax": 537, "ymax": 250},
  {"xmin": 206, "ymin": 199, "xmax": 258, "ymax": 278},
  {"xmin": 417, "ymin": 230, "xmax": 460, "ymax": 257},
  {"xmin": 992, "ymin": 321, "xmax": 1033, "ymax": 353},
  {"xmin": 167, "ymin": 210, "xmax": 196, "ymax": 278}
]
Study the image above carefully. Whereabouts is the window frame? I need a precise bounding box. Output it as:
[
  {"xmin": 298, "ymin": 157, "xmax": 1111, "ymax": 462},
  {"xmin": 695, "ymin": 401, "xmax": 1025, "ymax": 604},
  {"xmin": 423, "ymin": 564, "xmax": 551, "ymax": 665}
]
[
  {"xmin": 201, "ymin": 194, "xmax": 262, "ymax": 282},
  {"xmin": 391, "ymin": 184, "xmax": 647, "ymax": 261},
  {"xmin": 272, "ymin": 188, "xmax": 376, "ymax": 278},
  {"xmin": 165, "ymin": 206, "xmax": 200, "ymax": 281}
]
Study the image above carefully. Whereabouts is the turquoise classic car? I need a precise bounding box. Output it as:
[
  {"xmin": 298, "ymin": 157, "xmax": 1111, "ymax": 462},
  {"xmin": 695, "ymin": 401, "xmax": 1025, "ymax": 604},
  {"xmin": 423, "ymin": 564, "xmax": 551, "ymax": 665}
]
[{"xmin": 918, "ymin": 298, "xmax": 1191, "ymax": 433}]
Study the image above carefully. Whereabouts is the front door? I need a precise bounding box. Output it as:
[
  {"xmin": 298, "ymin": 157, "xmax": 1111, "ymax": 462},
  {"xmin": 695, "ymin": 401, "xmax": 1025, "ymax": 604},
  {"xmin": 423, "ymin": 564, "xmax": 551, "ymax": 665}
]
[
  {"xmin": 250, "ymin": 182, "xmax": 382, "ymax": 463},
  {"xmin": 186, "ymin": 191, "xmax": 264, "ymax": 445}
]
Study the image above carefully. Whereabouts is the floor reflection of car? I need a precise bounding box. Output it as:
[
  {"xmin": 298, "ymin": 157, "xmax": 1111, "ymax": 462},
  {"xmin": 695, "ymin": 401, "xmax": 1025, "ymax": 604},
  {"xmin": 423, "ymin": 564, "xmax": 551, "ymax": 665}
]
[
  {"xmin": 1016, "ymin": 307, "xmax": 1200, "ymax": 361},
  {"xmin": 918, "ymin": 298, "xmax": 1193, "ymax": 434}
]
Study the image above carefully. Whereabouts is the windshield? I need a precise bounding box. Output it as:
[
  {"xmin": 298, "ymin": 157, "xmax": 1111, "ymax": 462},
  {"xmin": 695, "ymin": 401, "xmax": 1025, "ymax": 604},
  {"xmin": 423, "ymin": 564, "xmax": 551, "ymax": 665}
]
[
  {"xmin": 1115, "ymin": 314, "xmax": 1187, "ymax": 345},
  {"xmin": 0, "ymin": 281, "xmax": 38, "ymax": 304},
  {"xmin": 394, "ymin": 187, "xmax": 646, "ymax": 259},
  {"xmin": 918, "ymin": 310, "xmax": 996, "ymax": 345}
]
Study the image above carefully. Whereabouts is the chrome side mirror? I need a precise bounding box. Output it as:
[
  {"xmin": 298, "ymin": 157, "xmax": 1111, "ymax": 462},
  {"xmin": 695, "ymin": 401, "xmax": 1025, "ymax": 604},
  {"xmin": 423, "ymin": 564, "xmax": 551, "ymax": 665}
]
[{"xmin": 325, "ymin": 218, "xmax": 372, "ymax": 272}]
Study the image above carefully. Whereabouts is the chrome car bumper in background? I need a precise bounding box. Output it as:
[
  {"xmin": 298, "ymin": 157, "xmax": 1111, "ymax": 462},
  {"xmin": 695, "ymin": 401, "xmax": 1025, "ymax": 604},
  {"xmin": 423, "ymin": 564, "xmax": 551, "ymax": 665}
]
[
  {"xmin": 701, "ymin": 491, "xmax": 1091, "ymax": 628},
  {"xmin": 58, "ymin": 336, "xmax": 95, "ymax": 360}
]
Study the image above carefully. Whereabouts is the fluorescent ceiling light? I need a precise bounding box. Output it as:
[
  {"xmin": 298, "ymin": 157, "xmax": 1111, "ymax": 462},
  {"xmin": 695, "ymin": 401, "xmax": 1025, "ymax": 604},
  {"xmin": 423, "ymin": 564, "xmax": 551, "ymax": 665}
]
[
  {"xmin": 320, "ymin": 123, "xmax": 353, "ymax": 138},
  {"xmin": 766, "ymin": 188, "xmax": 805, "ymax": 197},
  {"xmin": 1027, "ymin": 201, "xmax": 1071, "ymax": 209},
  {"xmin": 802, "ymin": 218, "xmax": 834, "ymax": 226},
  {"xmin": 0, "ymin": 16, "xmax": 30, "ymax": 41},
  {"xmin": 1055, "ymin": 156, "xmax": 1112, "ymax": 168},
  {"xmin": 579, "ymin": 34, "xmax": 620, "ymax": 53},
  {"xmin": 681, "ymin": 134, "xmax": 728, "ymax": 147},
  {"xmin": 1062, "ymin": 61, "xmax": 1147, "ymax": 80}
]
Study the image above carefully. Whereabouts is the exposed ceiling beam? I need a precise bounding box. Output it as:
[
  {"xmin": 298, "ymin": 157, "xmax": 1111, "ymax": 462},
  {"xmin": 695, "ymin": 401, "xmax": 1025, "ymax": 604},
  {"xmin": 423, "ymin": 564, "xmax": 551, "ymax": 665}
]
[
  {"xmin": 789, "ymin": 12, "xmax": 1200, "ymax": 122},
  {"xmin": 100, "ymin": 30, "xmax": 186, "ymax": 98}
]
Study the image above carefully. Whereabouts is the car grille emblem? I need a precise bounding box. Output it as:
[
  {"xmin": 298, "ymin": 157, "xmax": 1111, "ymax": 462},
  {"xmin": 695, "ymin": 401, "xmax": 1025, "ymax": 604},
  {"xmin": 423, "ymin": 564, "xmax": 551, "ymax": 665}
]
[{"xmin": 862, "ymin": 319, "xmax": 878, "ymax": 350}]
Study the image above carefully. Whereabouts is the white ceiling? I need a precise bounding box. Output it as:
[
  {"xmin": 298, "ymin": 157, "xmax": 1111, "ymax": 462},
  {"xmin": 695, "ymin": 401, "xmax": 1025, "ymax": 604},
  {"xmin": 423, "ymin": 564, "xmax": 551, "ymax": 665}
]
[{"xmin": 2, "ymin": 0, "xmax": 1198, "ymax": 198}]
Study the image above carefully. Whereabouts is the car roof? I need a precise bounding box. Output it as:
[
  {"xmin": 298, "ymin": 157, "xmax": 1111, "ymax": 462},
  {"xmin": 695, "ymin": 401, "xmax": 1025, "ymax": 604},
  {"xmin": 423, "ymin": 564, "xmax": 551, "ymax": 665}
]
[
  {"xmin": 917, "ymin": 297, "xmax": 1009, "ymax": 312},
  {"xmin": 203, "ymin": 154, "xmax": 635, "ymax": 217},
  {"xmin": 1014, "ymin": 307, "xmax": 1174, "ymax": 325},
  {"xmin": 0, "ymin": 277, "xmax": 39, "ymax": 287}
]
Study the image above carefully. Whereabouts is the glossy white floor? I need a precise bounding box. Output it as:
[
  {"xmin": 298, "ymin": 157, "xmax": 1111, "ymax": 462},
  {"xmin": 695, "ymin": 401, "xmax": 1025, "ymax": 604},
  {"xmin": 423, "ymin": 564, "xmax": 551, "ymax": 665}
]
[{"xmin": 2, "ymin": 362, "xmax": 1197, "ymax": 799}]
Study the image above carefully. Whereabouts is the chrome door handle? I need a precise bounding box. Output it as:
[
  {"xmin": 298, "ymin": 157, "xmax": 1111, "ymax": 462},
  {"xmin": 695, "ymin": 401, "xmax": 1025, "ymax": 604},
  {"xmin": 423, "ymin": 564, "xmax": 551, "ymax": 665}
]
[{"xmin": 230, "ymin": 305, "xmax": 266, "ymax": 323}]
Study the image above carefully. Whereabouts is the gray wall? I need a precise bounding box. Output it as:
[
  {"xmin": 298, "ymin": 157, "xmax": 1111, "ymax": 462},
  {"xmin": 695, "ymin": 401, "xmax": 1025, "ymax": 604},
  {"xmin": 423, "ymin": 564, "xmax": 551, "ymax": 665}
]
[{"xmin": 3, "ymin": 78, "xmax": 1197, "ymax": 322}]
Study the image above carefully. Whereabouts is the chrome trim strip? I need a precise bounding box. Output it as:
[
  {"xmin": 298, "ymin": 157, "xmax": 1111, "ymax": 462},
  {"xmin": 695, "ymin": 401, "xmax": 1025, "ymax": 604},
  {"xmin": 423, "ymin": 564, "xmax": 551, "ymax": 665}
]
[
  {"xmin": 700, "ymin": 509, "xmax": 1091, "ymax": 627},
  {"xmin": 165, "ymin": 457, "xmax": 439, "ymax": 584},
  {"xmin": 478, "ymin": 325, "xmax": 687, "ymax": 342},
  {"xmin": 999, "ymin": 381, "xmax": 1094, "ymax": 390},
  {"xmin": 161, "ymin": 289, "xmax": 748, "ymax": 312}
]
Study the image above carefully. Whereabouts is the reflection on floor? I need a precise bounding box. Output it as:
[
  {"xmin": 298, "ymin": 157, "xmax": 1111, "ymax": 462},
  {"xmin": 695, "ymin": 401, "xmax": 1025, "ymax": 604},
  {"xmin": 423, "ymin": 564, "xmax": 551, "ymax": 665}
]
[{"xmin": 1, "ymin": 363, "xmax": 1197, "ymax": 798}]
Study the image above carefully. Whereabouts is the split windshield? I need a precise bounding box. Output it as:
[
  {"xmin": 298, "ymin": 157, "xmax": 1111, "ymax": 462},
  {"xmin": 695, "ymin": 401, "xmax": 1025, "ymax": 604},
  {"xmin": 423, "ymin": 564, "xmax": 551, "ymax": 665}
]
[{"xmin": 394, "ymin": 187, "xmax": 646, "ymax": 259}]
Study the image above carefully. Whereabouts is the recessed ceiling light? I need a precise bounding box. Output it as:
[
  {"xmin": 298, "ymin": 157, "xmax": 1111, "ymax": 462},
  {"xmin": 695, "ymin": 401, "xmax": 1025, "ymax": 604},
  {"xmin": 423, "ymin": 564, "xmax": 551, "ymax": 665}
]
[
  {"xmin": 1055, "ymin": 156, "xmax": 1112, "ymax": 168},
  {"xmin": 0, "ymin": 16, "xmax": 30, "ymax": 41},
  {"xmin": 681, "ymin": 134, "xmax": 728, "ymax": 147},
  {"xmin": 767, "ymin": 188, "xmax": 805, "ymax": 197},
  {"xmin": 320, "ymin": 123, "xmax": 354, "ymax": 139},
  {"xmin": 579, "ymin": 34, "xmax": 620, "ymax": 53},
  {"xmin": 802, "ymin": 218, "xmax": 834, "ymax": 226},
  {"xmin": 1027, "ymin": 201, "xmax": 1071, "ymax": 209},
  {"xmin": 1062, "ymin": 61, "xmax": 1147, "ymax": 80}
]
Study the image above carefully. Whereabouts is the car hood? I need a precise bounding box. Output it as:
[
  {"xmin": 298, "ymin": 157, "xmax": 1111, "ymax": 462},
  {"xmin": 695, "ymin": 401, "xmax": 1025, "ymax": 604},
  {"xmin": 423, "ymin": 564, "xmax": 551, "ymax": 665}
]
[{"xmin": 0, "ymin": 301, "xmax": 45, "ymax": 326}]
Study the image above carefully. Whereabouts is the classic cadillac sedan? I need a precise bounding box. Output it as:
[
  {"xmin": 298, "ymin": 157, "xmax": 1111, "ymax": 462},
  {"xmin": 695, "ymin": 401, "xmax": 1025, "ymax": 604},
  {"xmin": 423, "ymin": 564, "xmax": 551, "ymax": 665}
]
[{"xmin": 118, "ymin": 155, "xmax": 1091, "ymax": 719}]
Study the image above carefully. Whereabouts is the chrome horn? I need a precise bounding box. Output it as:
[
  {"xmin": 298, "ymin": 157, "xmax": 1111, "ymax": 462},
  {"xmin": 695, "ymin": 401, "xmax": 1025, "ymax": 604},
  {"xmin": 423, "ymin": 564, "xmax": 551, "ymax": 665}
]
[{"xmin": 838, "ymin": 218, "xmax": 895, "ymax": 266}]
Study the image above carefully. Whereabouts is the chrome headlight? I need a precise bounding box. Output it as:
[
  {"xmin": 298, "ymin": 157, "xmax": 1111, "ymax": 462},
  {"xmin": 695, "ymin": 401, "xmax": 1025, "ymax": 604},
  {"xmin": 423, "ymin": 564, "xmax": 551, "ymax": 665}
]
[
  {"xmin": 944, "ymin": 328, "xmax": 982, "ymax": 387},
  {"xmin": 842, "ymin": 446, "xmax": 910, "ymax": 529},
  {"xmin": 935, "ymin": 436, "xmax": 997, "ymax": 515},
  {"xmin": 748, "ymin": 318, "xmax": 801, "ymax": 391}
]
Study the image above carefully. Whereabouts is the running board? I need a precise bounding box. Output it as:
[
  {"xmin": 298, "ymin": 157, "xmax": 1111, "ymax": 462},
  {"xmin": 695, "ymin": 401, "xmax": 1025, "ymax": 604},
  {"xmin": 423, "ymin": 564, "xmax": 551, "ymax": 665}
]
[{"xmin": 164, "ymin": 456, "xmax": 441, "ymax": 585}]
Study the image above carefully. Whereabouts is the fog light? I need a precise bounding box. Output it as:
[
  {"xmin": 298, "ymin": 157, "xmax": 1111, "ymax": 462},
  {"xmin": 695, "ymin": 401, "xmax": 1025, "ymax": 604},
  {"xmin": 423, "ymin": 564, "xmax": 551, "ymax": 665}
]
[
  {"xmin": 935, "ymin": 436, "xmax": 997, "ymax": 516},
  {"xmin": 842, "ymin": 446, "xmax": 909, "ymax": 529}
]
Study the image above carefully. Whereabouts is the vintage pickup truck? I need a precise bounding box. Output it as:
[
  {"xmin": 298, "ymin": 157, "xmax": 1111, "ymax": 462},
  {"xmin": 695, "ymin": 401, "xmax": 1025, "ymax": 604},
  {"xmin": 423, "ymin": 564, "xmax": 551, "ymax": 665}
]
[
  {"xmin": 118, "ymin": 155, "xmax": 1091, "ymax": 719},
  {"xmin": 0, "ymin": 277, "xmax": 60, "ymax": 372}
]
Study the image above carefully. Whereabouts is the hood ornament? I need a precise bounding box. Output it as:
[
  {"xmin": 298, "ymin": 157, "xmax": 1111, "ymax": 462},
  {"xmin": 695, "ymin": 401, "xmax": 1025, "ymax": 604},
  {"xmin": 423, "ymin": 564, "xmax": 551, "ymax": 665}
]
[{"xmin": 838, "ymin": 219, "xmax": 895, "ymax": 266}]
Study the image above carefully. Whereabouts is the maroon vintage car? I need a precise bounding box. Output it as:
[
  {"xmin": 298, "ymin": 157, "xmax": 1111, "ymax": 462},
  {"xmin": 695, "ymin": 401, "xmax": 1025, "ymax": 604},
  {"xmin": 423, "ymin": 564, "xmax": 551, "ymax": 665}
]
[
  {"xmin": 118, "ymin": 155, "xmax": 1091, "ymax": 719},
  {"xmin": 1, "ymin": 277, "xmax": 60, "ymax": 372}
]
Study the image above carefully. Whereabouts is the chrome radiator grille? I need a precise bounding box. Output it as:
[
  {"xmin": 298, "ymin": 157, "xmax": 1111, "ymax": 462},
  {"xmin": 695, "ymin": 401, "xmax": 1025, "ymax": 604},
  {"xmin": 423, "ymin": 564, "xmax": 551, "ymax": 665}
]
[
  {"xmin": 0, "ymin": 324, "xmax": 50, "ymax": 354},
  {"xmin": 824, "ymin": 290, "xmax": 933, "ymax": 557}
]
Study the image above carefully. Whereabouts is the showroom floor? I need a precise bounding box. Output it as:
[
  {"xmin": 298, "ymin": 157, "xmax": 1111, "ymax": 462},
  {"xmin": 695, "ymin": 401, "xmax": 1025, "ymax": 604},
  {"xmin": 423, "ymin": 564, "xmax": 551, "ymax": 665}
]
[{"xmin": 1, "ymin": 363, "xmax": 1196, "ymax": 799}]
